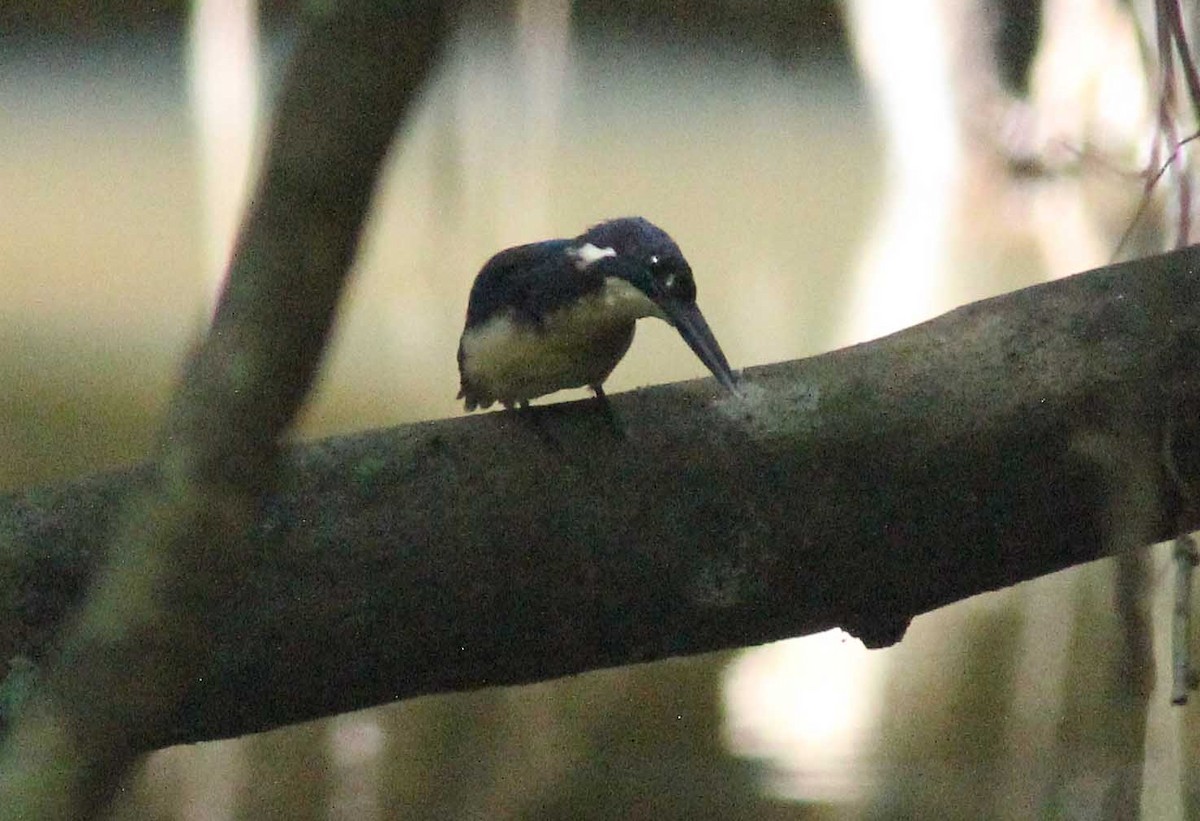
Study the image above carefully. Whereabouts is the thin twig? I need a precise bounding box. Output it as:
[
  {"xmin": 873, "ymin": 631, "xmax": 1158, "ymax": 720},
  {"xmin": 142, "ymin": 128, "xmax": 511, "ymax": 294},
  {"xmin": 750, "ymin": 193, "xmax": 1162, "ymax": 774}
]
[
  {"xmin": 1163, "ymin": 0, "xmax": 1200, "ymax": 121},
  {"xmin": 1171, "ymin": 534, "xmax": 1198, "ymax": 704},
  {"xmin": 1110, "ymin": 130, "xmax": 1200, "ymax": 261},
  {"xmin": 1111, "ymin": 1, "xmax": 1199, "ymax": 259}
]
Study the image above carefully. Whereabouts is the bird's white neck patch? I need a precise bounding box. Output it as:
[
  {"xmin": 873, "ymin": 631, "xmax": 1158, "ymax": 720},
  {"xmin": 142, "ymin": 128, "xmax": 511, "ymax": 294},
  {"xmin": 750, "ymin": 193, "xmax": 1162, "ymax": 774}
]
[
  {"xmin": 570, "ymin": 243, "xmax": 617, "ymax": 270},
  {"xmin": 599, "ymin": 276, "xmax": 665, "ymax": 321}
]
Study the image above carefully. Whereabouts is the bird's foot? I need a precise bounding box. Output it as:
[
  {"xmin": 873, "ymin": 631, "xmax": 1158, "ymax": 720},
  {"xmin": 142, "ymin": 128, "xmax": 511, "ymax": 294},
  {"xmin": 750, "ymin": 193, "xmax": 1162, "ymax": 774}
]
[
  {"xmin": 506, "ymin": 400, "xmax": 564, "ymax": 453},
  {"xmin": 591, "ymin": 385, "xmax": 627, "ymax": 440}
]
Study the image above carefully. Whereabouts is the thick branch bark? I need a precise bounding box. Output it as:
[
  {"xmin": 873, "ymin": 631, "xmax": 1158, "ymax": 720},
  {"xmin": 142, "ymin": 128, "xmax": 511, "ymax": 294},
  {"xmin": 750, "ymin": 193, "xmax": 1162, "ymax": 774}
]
[{"xmin": 3, "ymin": 244, "xmax": 1200, "ymax": 751}]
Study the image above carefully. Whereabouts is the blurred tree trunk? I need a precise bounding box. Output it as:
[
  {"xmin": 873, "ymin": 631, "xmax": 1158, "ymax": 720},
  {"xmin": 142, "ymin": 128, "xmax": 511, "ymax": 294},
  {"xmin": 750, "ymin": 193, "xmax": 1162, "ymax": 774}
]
[{"xmin": 0, "ymin": 1, "xmax": 449, "ymax": 818}]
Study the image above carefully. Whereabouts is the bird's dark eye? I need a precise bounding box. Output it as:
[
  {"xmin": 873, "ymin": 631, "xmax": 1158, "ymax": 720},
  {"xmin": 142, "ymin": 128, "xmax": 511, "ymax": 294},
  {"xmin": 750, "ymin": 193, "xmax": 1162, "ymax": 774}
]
[{"xmin": 648, "ymin": 255, "xmax": 695, "ymax": 302}]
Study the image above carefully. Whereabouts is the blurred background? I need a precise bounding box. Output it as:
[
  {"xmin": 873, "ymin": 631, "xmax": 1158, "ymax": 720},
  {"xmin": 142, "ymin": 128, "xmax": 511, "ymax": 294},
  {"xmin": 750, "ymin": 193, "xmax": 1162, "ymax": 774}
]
[{"xmin": 3, "ymin": 0, "xmax": 1199, "ymax": 817}]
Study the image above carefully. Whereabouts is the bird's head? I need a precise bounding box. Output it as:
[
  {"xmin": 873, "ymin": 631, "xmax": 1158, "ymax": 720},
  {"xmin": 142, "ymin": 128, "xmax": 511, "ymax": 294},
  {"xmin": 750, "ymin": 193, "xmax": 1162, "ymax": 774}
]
[{"xmin": 571, "ymin": 217, "xmax": 739, "ymax": 394}]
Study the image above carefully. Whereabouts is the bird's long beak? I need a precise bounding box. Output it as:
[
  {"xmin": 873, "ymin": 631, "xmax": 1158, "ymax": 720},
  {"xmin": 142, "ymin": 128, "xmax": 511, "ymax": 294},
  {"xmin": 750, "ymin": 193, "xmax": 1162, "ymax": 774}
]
[{"xmin": 660, "ymin": 300, "xmax": 740, "ymax": 395}]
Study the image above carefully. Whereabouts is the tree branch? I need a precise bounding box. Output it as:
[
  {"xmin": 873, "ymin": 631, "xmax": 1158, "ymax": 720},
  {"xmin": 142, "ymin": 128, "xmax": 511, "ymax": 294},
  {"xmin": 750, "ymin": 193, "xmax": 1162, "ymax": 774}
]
[
  {"xmin": 0, "ymin": 2, "xmax": 448, "ymax": 816},
  {"xmin": 3, "ymin": 243, "xmax": 1200, "ymax": 752}
]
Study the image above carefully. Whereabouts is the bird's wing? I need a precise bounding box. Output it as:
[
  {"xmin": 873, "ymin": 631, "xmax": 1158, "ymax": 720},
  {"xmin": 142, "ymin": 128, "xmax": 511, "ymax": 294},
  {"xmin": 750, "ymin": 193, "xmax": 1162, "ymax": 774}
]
[{"xmin": 463, "ymin": 239, "xmax": 607, "ymax": 328}]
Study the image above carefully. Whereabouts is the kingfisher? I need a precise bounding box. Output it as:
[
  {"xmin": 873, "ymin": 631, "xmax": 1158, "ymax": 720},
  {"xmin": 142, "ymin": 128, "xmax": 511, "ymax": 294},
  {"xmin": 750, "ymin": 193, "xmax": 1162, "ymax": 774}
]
[{"xmin": 457, "ymin": 217, "xmax": 739, "ymax": 416}]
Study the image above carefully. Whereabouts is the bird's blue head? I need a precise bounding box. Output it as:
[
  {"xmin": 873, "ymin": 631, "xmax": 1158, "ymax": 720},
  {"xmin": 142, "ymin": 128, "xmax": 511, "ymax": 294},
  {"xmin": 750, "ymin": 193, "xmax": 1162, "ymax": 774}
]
[{"xmin": 572, "ymin": 217, "xmax": 739, "ymax": 394}]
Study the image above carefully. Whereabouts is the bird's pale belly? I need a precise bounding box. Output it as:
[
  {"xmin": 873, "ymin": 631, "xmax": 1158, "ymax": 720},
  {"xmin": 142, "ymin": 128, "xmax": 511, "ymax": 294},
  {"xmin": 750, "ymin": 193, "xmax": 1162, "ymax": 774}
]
[{"xmin": 459, "ymin": 307, "xmax": 637, "ymax": 408}]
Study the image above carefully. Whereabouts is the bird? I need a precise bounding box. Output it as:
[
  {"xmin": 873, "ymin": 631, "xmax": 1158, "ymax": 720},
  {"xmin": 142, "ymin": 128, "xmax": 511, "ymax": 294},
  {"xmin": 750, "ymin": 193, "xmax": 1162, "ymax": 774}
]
[{"xmin": 456, "ymin": 217, "xmax": 738, "ymax": 418}]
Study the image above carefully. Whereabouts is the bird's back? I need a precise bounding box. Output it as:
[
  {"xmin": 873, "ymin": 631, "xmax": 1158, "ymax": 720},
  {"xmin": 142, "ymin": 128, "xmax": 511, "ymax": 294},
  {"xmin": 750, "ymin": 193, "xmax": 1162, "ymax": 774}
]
[
  {"xmin": 457, "ymin": 238, "xmax": 634, "ymax": 410},
  {"xmin": 462, "ymin": 239, "xmax": 600, "ymax": 329}
]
